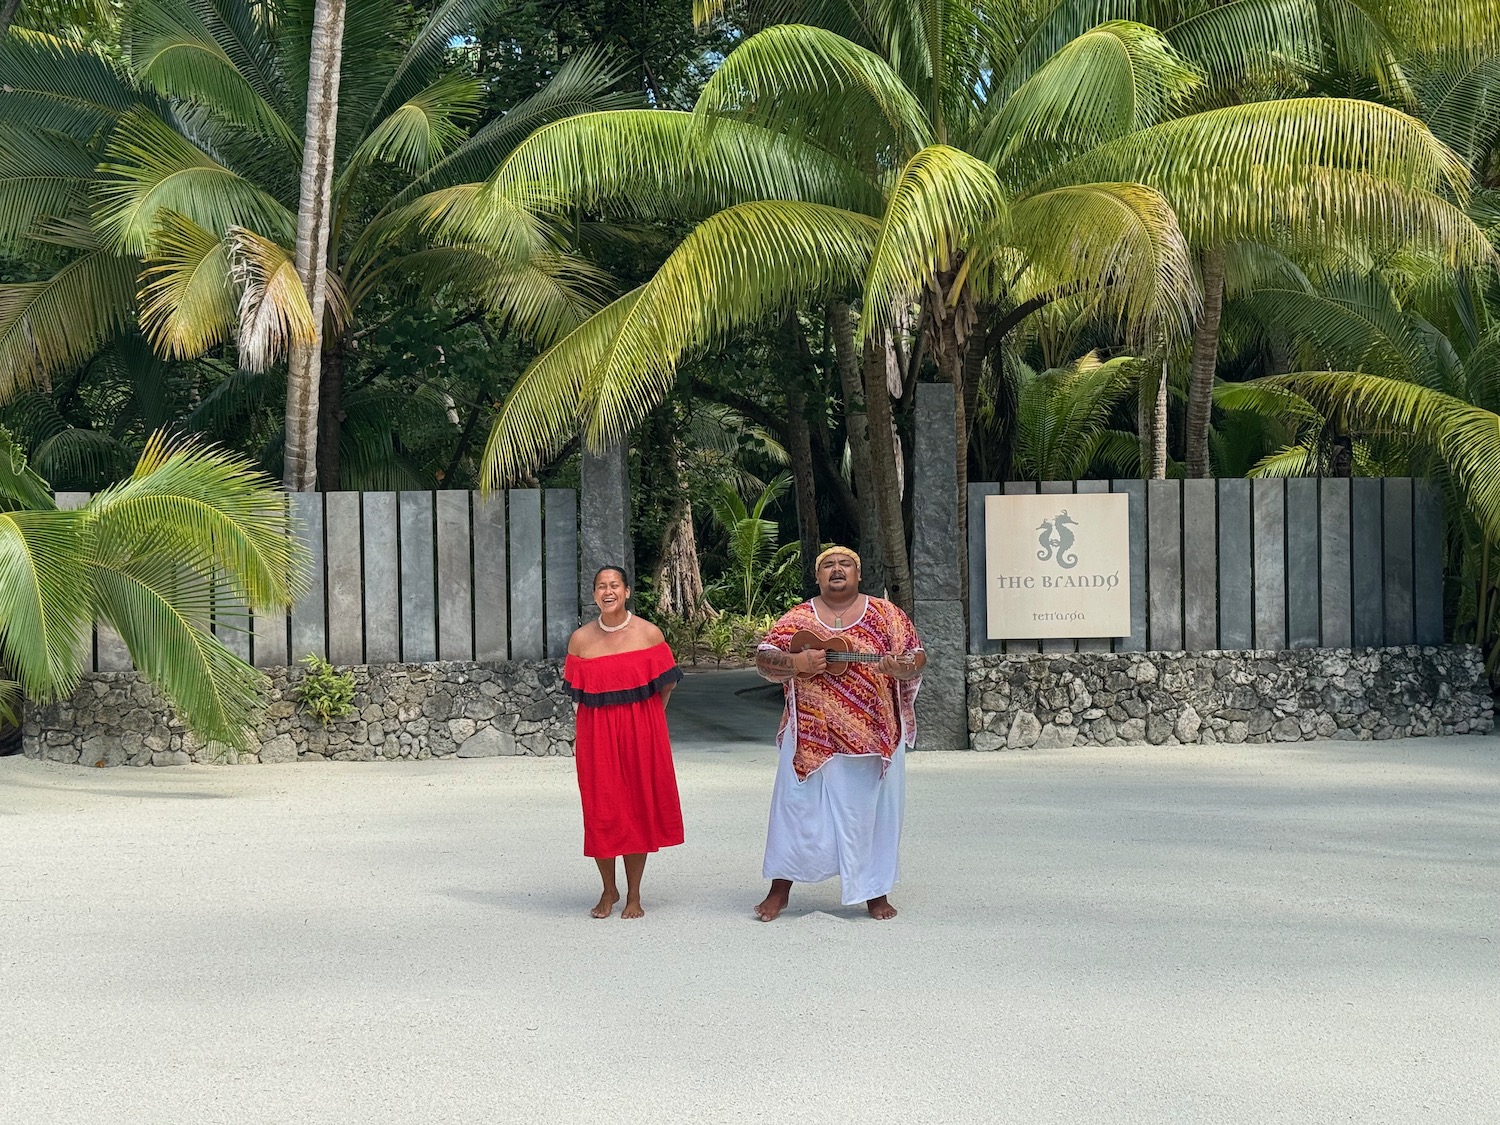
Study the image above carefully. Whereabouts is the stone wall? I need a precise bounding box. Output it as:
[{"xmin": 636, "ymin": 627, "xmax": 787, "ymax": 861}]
[
  {"xmin": 968, "ymin": 646, "xmax": 1493, "ymax": 750},
  {"xmin": 23, "ymin": 661, "xmax": 573, "ymax": 766}
]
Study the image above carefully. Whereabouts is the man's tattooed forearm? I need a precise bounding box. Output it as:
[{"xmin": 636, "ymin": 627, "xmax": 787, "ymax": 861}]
[{"xmin": 757, "ymin": 650, "xmax": 794, "ymax": 669}]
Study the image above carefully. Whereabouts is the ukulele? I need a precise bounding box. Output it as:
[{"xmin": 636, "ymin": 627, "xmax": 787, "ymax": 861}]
[{"xmin": 788, "ymin": 629, "xmax": 927, "ymax": 677}]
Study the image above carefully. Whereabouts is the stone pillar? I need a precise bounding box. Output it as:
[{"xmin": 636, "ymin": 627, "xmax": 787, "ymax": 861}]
[
  {"xmin": 580, "ymin": 440, "xmax": 633, "ymax": 620},
  {"xmin": 910, "ymin": 383, "xmax": 968, "ymax": 750}
]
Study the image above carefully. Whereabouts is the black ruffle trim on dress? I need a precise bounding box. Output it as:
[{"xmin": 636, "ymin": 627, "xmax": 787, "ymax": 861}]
[{"xmin": 566, "ymin": 665, "xmax": 683, "ymax": 708}]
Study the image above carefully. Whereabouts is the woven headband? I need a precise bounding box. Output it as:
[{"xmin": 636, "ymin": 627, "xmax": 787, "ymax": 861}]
[{"xmin": 814, "ymin": 546, "xmax": 861, "ymax": 569}]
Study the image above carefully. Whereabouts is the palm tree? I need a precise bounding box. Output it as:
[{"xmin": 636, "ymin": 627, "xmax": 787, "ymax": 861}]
[
  {"xmin": 285, "ymin": 0, "xmax": 350, "ymax": 491},
  {"xmin": 0, "ymin": 1, "xmax": 630, "ymax": 487},
  {"xmin": 1005, "ymin": 352, "xmax": 1141, "ymax": 482},
  {"xmin": 707, "ymin": 471, "xmax": 800, "ymax": 616},
  {"xmin": 470, "ymin": 0, "xmax": 1486, "ymax": 609},
  {"xmin": 0, "ymin": 426, "xmax": 305, "ymax": 748}
]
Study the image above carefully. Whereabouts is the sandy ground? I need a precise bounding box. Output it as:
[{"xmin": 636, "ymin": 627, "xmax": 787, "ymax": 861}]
[{"xmin": 2, "ymin": 670, "xmax": 1499, "ymax": 1124}]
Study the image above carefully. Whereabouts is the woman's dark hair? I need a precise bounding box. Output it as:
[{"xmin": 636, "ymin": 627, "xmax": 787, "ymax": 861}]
[{"xmin": 593, "ymin": 565, "xmax": 629, "ymax": 589}]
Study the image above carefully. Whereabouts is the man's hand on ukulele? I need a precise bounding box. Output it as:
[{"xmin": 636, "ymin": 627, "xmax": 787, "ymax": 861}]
[
  {"xmin": 792, "ymin": 648, "xmax": 828, "ymax": 677},
  {"xmin": 878, "ymin": 653, "xmax": 919, "ymax": 679}
]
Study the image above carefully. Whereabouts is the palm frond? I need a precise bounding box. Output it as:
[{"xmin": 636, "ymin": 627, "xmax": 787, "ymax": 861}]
[
  {"xmin": 0, "ymin": 127, "xmax": 98, "ymax": 251},
  {"xmin": 227, "ymin": 226, "xmax": 318, "ymax": 373},
  {"xmin": 481, "ymin": 110, "xmax": 880, "ymax": 224},
  {"xmin": 998, "ymin": 180, "xmax": 1198, "ymax": 339},
  {"xmin": 341, "ymin": 72, "xmax": 483, "ymax": 185},
  {"xmin": 981, "ymin": 20, "xmax": 1201, "ymax": 178},
  {"xmin": 96, "ymin": 106, "xmax": 295, "ymax": 256},
  {"xmin": 695, "ymin": 22, "xmax": 935, "ymax": 158},
  {"xmin": 0, "ymin": 425, "xmax": 57, "ymax": 511},
  {"xmin": 392, "ymin": 247, "xmax": 612, "ymax": 347},
  {"xmin": 123, "ymin": 0, "xmax": 300, "ymax": 148},
  {"xmin": 1269, "ymin": 370, "xmax": 1500, "ymax": 542},
  {"xmin": 383, "ymin": 46, "xmax": 635, "ymax": 210},
  {"xmin": 0, "ymin": 246, "xmax": 139, "ymax": 399},
  {"xmin": 0, "ymin": 31, "xmax": 142, "ymax": 137},
  {"xmin": 863, "ymin": 144, "xmax": 1008, "ymax": 331},
  {"xmin": 87, "ymin": 430, "xmax": 306, "ymax": 613},
  {"xmin": 138, "ymin": 211, "xmax": 237, "ymax": 359},
  {"xmin": 0, "ymin": 507, "xmax": 93, "ymax": 699},
  {"xmin": 484, "ymin": 201, "xmax": 880, "ymax": 484},
  {"xmin": 1165, "ymin": 0, "xmax": 1321, "ymax": 85}
]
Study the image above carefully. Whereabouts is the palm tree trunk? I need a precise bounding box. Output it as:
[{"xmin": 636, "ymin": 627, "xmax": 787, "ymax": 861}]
[
  {"xmin": 781, "ymin": 312, "xmax": 823, "ymax": 596},
  {"xmin": 316, "ymin": 339, "xmax": 344, "ymax": 489},
  {"xmin": 829, "ymin": 300, "xmax": 884, "ymax": 593},
  {"xmin": 863, "ymin": 329, "xmax": 913, "ymax": 612},
  {"xmin": 0, "ymin": 0, "xmax": 22, "ymax": 35},
  {"xmin": 283, "ymin": 0, "xmax": 348, "ymax": 492},
  {"xmin": 1185, "ymin": 246, "xmax": 1226, "ymax": 478},
  {"xmin": 653, "ymin": 498, "xmax": 708, "ymax": 620},
  {"xmin": 1153, "ymin": 357, "xmax": 1169, "ymax": 478}
]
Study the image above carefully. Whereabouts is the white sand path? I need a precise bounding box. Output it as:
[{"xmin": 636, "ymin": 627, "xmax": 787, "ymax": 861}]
[{"xmin": 1, "ymin": 674, "xmax": 1498, "ymax": 1124}]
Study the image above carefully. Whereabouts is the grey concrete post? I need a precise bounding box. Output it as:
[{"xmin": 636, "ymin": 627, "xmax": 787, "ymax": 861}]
[
  {"xmin": 580, "ymin": 441, "xmax": 633, "ymax": 621},
  {"xmin": 911, "ymin": 383, "xmax": 968, "ymax": 750}
]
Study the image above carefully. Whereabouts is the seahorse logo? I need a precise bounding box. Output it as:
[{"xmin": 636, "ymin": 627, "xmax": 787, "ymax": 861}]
[
  {"xmin": 1052, "ymin": 510, "xmax": 1078, "ymax": 569},
  {"xmin": 1036, "ymin": 518, "xmax": 1054, "ymax": 562}
]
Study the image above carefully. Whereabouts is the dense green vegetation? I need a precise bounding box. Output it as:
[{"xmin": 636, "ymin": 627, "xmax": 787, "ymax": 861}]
[{"xmin": 6, "ymin": 0, "xmax": 1500, "ymax": 668}]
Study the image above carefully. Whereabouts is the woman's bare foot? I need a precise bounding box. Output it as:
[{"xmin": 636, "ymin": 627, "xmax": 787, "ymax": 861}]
[
  {"xmin": 754, "ymin": 879, "xmax": 792, "ymax": 921},
  {"xmin": 621, "ymin": 897, "xmax": 644, "ymax": 919},
  {"xmin": 866, "ymin": 895, "xmax": 897, "ymax": 920},
  {"xmin": 590, "ymin": 891, "xmax": 619, "ymax": 918}
]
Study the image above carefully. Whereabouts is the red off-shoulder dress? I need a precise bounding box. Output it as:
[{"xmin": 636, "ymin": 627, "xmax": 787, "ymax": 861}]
[{"xmin": 562, "ymin": 642, "xmax": 685, "ymax": 858}]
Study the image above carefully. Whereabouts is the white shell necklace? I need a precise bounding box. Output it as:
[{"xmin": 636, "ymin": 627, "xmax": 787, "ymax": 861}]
[{"xmin": 597, "ymin": 611, "xmax": 632, "ymax": 633}]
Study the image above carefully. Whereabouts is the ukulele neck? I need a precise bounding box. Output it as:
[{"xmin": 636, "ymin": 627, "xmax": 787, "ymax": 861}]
[{"xmin": 825, "ymin": 651, "xmax": 891, "ymax": 662}]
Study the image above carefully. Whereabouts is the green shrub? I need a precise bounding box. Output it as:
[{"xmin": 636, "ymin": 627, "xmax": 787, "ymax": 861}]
[{"xmin": 293, "ymin": 655, "xmax": 356, "ymax": 725}]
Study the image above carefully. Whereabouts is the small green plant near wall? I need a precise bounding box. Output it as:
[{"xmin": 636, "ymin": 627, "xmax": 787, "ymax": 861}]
[{"xmin": 294, "ymin": 655, "xmax": 356, "ymax": 725}]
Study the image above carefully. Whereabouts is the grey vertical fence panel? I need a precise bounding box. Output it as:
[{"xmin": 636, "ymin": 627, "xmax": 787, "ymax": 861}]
[
  {"xmin": 544, "ymin": 489, "xmax": 579, "ymax": 659},
  {"xmin": 1285, "ymin": 478, "xmax": 1320, "ymax": 648},
  {"xmin": 1319, "ymin": 479, "xmax": 1352, "ymax": 649},
  {"xmin": 1252, "ymin": 479, "xmax": 1286, "ymax": 650},
  {"xmin": 1112, "ymin": 480, "xmax": 1147, "ymax": 652},
  {"xmin": 214, "ymin": 585, "xmax": 252, "ymax": 664},
  {"xmin": 1217, "ymin": 480, "xmax": 1253, "ymax": 649},
  {"xmin": 1182, "ymin": 480, "xmax": 1218, "ymax": 651},
  {"xmin": 1414, "ymin": 480, "xmax": 1444, "ymax": 645},
  {"xmin": 289, "ymin": 491, "xmax": 326, "ymax": 661},
  {"xmin": 966, "ymin": 483, "xmax": 1002, "ymax": 655},
  {"xmin": 473, "ymin": 492, "xmax": 508, "ymax": 661},
  {"xmin": 1382, "ymin": 478, "xmax": 1415, "ymax": 645},
  {"xmin": 1039, "ymin": 481, "xmax": 1076, "ymax": 653},
  {"xmin": 1351, "ymin": 478, "xmax": 1384, "ymax": 647},
  {"xmin": 399, "ymin": 492, "xmax": 437, "ymax": 662},
  {"xmin": 435, "ymin": 491, "xmax": 473, "ymax": 661},
  {"xmin": 1147, "ymin": 479, "xmax": 1183, "ymax": 651},
  {"xmin": 509, "ymin": 490, "xmax": 545, "ymax": 660},
  {"xmin": 362, "ymin": 492, "xmax": 399, "ymax": 664},
  {"xmin": 1075, "ymin": 481, "xmax": 1112, "ymax": 652},
  {"xmin": 253, "ymin": 605, "xmax": 289, "ymax": 668},
  {"xmin": 324, "ymin": 492, "xmax": 364, "ymax": 665},
  {"xmin": 1001, "ymin": 481, "xmax": 1040, "ymax": 654}
]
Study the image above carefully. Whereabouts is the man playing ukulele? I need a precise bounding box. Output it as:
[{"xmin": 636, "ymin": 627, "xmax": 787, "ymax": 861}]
[{"xmin": 752, "ymin": 547, "xmax": 925, "ymax": 921}]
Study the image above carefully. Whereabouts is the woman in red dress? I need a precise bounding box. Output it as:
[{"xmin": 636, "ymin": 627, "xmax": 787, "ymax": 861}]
[{"xmin": 563, "ymin": 566, "xmax": 684, "ymax": 918}]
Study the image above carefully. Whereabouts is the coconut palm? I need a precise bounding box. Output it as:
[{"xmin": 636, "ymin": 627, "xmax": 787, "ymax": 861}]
[
  {"xmin": 468, "ymin": 0, "xmax": 1488, "ymax": 609},
  {"xmin": 0, "ymin": 426, "xmax": 304, "ymax": 748},
  {"xmin": 0, "ymin": 1, "xmax": 630, "ymax": 487}
]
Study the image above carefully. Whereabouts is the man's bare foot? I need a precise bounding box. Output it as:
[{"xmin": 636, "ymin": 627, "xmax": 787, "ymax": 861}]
[
  {"xmin": 590, "ymin": 891, "xmax": 619, "ymax": 918},
  {"xmin": 754, "ymin": 880, "xmax": 792, "ymax": 921},
  {"xmin": 866, "ymin": 895, "xmax": 898, "ymax": 920},
  {"xmin": 621, "ymin": 897, "xmax": 644, "ymax": 920}
]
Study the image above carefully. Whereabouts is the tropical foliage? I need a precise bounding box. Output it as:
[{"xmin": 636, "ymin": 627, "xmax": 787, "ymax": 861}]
[
  {"xmin": 0, "ymin": 427, "xmax": 304, "ymax": 747},
  {"xmin": 7, "ymin": 0, "xmax": 1500, "ymax": 674}
]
